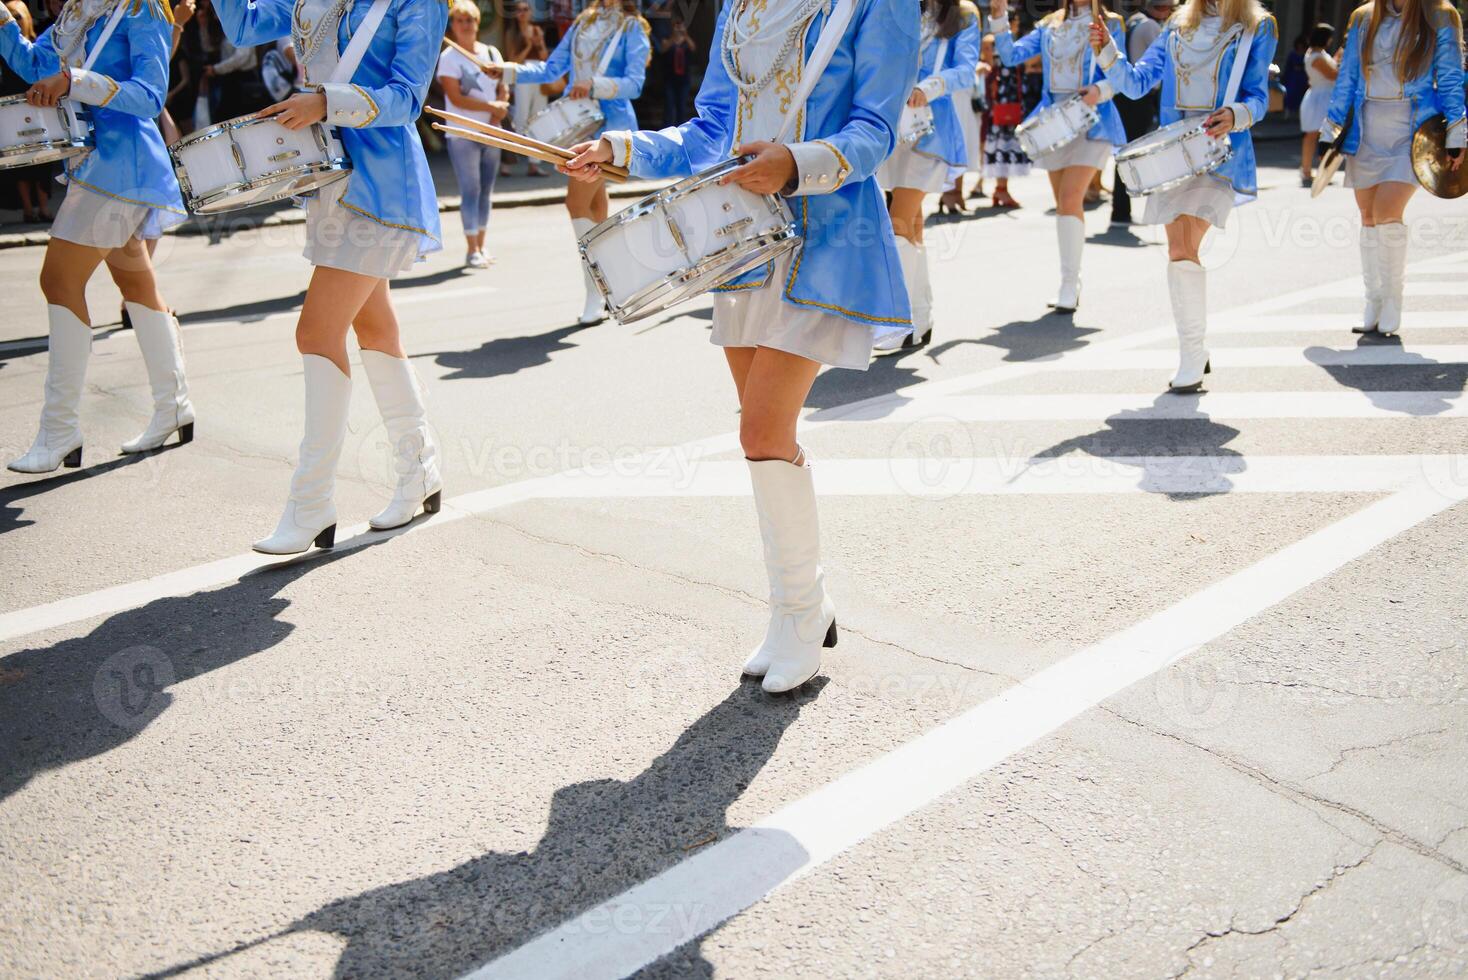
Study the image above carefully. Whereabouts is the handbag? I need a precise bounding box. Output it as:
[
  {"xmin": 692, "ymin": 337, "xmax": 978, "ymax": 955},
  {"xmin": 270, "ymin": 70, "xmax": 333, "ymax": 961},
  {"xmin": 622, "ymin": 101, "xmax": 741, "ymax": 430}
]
[{"xmin": 991, "ymin": 102, "xmax": 1024, "ymax": 127}]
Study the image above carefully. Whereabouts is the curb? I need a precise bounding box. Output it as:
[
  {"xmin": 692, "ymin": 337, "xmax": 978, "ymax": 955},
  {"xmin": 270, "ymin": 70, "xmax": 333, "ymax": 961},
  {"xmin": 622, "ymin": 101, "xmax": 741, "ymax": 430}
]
[{"xmin": 0, "ymin": 179, "xmax": 669, "ymax": 251}]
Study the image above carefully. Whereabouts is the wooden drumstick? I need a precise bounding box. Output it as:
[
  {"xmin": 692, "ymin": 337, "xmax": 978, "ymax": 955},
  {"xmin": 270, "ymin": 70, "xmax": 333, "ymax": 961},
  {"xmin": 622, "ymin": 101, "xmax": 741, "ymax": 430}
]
[
  {"xmin": 1091, "ymin": 0, "xmax": 1105, "ymax": 54},
  {"xmin": 443, "ymin": 38, "xmax": 508, "ymax": 74},
  {"xmin": 426, "ymin": 106, "xmax": 631, "ymax": 181},
  {"xmin": 430, "ymin": 123, "xmax": 630, "ymax": 183}
]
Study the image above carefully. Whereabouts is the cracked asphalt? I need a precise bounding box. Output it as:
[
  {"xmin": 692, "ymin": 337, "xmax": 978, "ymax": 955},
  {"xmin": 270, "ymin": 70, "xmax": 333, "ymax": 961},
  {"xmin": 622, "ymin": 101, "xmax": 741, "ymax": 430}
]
[{"xmin": 2, "ymin": 141, "xmax": 1468, "ymax": 978}]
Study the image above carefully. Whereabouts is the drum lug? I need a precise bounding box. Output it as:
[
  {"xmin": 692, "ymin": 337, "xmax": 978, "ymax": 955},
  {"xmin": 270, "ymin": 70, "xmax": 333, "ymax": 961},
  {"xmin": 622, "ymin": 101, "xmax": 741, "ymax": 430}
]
[
  {"xmin": 716, "ymin": 216, "xmax": 754, "ymax": 239},
  {"xmin": 230, "ymin": 139, "xmax": 246, "ymax": 176}
]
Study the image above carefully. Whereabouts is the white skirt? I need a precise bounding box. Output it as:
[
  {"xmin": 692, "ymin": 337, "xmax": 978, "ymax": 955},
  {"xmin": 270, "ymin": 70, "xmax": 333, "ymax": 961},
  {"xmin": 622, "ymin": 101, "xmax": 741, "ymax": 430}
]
[
  {"xmin": 877, "ymin": 143, "xmax": 950, "ymax": 193},
  {"xmin": 1347, "ymin": 99, "xmax": 1417, "ymax": 189},
  {"xmin": 50, "ymin": 185, "xmax": 165, "ymax": 248},
  {"xmin": 711, "ymin": 251, "xmax": 883, "ymax": 370},
  {"xmin": 958, "ymin": 103, "xmax": 983, "ymax": 173},
  {"xmin": 1034, "ymin": 136, "xmax": 1113, "ymax": 172},
  {"xmin": 302, "ymin": 179, "xmax": 421, "ymax": 279},
  {"xmin": 1141, "ymin": 173, "xmax": 1235, "ymax": 229},
  {"xmin": 1299, "ymin": 85, "xmax": 1333, "ymax": 133}
]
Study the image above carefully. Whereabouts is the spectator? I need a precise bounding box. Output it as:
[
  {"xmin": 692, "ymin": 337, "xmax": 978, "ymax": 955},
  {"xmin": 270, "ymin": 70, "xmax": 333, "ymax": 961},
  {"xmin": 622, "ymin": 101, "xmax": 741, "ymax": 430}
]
[
  {"xmin": 1, "ymin": 0, "xmax": 50, "ymax": 224},
  {"xmin": 984, "ymin": 28, "xmax": 1029, "ymax": 208},
  {"xmin": 503, "ymin": 1, "xmax": 551, "ymax": 175},
  {"xmin": 1298, "ymin": 23, "xmax": 1337, "ymax": 187},
  {"xmin": 659, "ymin": 17, "xmax": 695, "ymax": 126},
  {"xmin": 199, "ymin": 0, "xmax": 267, "ymax": 120},
  {"xmin": 1281, "ymin": 33, "xmax": 1308, "ymax": 119},
  {"xmin": 439, "ymin": 0, "xmax": 510, "ymax": 268},
  {"xmin": 1110, "ymin": 0, "xmax": 1171, "ymax": 227}
]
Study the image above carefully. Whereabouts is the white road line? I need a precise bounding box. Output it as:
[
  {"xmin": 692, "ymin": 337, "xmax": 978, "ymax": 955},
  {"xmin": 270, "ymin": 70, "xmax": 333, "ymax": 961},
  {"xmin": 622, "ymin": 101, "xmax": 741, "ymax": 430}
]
[
  {"xmin": 1403, "ymin": 281, "xmax": 1468, "ymax": 296},
  {"xmin": 1213, "ymin": 312, "xmax": 1467, "ymax": 333},
  {"xmin": 1058, "ymin": 346, "xmax": 1468, "ymax": 370},
  {"xmin": 847, "ymin": 391, "xmax": 1468, "ymax": 422},
  {"xmin": 538, "ymin": 455, "xmax": 1452, "ymax": 499},
  {"xmin": 465, "ymin": 478, "xmax": 1466, "ymax": 980}
]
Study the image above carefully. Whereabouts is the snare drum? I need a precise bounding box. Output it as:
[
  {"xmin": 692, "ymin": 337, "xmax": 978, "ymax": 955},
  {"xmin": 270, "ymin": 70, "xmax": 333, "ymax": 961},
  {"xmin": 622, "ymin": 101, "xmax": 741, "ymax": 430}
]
[
  {"xmin": 0, "ymin": 95, "xmax": 91, "ymax": 169},
  {"xmin": 1114, "ymin": 117, "xmax": 1231, "ymax": 197},
  {"xmin": 579, "ymin": 157, "xmax": 800, "ymax": 323},
  {"xmin": 170, "ymin": 115, "xmax": 349, "ymax": 215},
  {"xmin": 526, "ymin": 98, "xmax": 605, "ymax": 149},
  {"xmin": 1015, "ymin": 94, "xmax": 1099, "ymax": 159},
  {"xmin": 897, "ymin": 104, "xmax": 935, "ymax": 147}
]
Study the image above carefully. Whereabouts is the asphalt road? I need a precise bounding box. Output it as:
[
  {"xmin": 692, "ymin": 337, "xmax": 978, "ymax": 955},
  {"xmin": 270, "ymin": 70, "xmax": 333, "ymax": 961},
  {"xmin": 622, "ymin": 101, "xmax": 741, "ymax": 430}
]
[{"xmin": 2, "ymin": 143, "xmax": 1467, "ymax": 979}]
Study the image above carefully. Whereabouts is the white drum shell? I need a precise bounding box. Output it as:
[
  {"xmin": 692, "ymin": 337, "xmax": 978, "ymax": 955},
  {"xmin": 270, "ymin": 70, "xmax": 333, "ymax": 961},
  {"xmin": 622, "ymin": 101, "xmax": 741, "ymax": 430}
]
[
  {"xmin": 1016, "ymin": 95, "xmax": 1099, "ymax": 159},
  {"xmin": 170, "ymin": 115, "xmax": 349, "ymax": 214},
  {"xmin": 526, "ymin": 98, "xmax": 605, "ymax": 149},
  {"xmin": 0, "ymin": 95, "xmax": 91, "ymax": 169},
  {"xmin": 580, "ymin": 159, "xmax": 799, "ymax": 322},
  {"xmin": 1115, "ymin": 118, "xmax": 1231, "ymax": 196},
  {"xmin": 897, "ymin": 104, "xmax": 935, "ymax": 146}
]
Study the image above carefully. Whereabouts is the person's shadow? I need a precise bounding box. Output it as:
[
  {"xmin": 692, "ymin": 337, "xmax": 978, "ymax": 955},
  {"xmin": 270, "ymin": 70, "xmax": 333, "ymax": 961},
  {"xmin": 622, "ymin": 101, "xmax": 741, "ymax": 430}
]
[
  {"xmin": 1026, "ymin": 393, "xmax": 1245, "ymax": 499},
  {"xmin": 929, "ymin": 314, "xmax": 1102, "ymax": 365},
  {"xmin": 0, "ymin": 549, "xmax": 367, "ymax": 802},
  {"xmin": 426, "ymin": 322, "xmax": 596, "ymax": 381},
  {"xmin": 1305, "ymin": 337, "xmax": 1468, "ymax": 415},
  {"xmin": 806, "ymin": 345, "xmax": 929, "ymax": 412},
  {"xmin": 147, "ymin": 682, "xmax": 823, "ymax": 979}
]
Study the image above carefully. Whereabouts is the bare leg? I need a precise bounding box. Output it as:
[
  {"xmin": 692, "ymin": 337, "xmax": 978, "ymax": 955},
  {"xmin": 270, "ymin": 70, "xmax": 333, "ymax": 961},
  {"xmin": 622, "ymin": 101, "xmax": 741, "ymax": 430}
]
[
  {"xmin": 297, "ymin": 265, "xmax": 385, "ymax": 374},
  {"xmin": 887, "ymin": 187, "xmax": 927, "ymax": 245},
  {"xmin": 1301, "ymin": 131, "xmax": 1319, "ymax": 180},
  {"xmin": 40, "ymin": 238, "xmax": 110, "ymax": 324},
  {"xmin": 735, "ymin": 346, "xmax": 822, "ymax": 461},
  {"xmin": 350, "ymin": 278, "xmax": 407, "ymax": 357},
  {"xmin": 104, "ymin": 237, "xmax": 170, "ymax": 312}
]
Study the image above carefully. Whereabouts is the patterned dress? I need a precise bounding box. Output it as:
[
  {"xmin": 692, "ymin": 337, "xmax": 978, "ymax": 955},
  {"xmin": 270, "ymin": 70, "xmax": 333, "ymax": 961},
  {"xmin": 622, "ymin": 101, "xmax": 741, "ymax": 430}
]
[{"xmin": 984, "ymin": 61, "xmax": 1031, "ymax": 177}]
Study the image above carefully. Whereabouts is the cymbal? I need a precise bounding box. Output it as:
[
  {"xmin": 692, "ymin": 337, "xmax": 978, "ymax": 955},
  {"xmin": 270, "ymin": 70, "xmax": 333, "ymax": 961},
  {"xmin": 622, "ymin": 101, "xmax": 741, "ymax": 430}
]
[
  {"xmin": 1412, "ymin": 114, "xmax": 1468, "ymax": 199},
  {"xmin": 1312, "ymin": 145, "xmax": 1344, "ymax": 198}
]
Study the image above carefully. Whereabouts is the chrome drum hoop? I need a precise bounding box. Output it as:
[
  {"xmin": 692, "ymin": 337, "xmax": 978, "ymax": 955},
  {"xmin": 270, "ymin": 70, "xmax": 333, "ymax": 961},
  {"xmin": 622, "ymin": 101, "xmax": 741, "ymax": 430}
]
[
  {"xmin": 1015, "ymin": 94, "xmax": 1100, "ymax": 158},
  {"xmin": 0, "ymin": 95, "xmax": 92, "ymax": 170},
  {"xmin": 170, "ymin": 117, "xmax": 351, "ymax": 215},
  {"xmin": 1114, "ymin": 120, "xmax": 1231, "ymax": 197}
]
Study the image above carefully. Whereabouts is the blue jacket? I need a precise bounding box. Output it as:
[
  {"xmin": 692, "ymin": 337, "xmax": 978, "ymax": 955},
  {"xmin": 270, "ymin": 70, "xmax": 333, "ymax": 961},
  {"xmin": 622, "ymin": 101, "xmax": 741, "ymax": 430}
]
[
  {"xmin": 1323, "ymin": 4, "xmax": 1466, "ymax": 152},
  {"xmin": 994, "ymin": 13, "xmax": 1129, "ymax": 147},
  {"xmin": 511, "ymin": 10, "xmax": 649, "ymax": 134},
  {"xmin": 0, "ymin": 0, "xmax": 186, "ymax": 228},
  {"xmin": 912, "ymin": 10, "xmax": 982, "ymax": 167},
  {"xmin": 1102, "ymin": 14, "xmax": 1278, "ymax": 199},
  {"xmin": 603, "ymin": 0, "xmax": 919, "ymax": 333},
  {"xmin": 216, "ymin": 0, "xmax": 447, "ymax": 255}
]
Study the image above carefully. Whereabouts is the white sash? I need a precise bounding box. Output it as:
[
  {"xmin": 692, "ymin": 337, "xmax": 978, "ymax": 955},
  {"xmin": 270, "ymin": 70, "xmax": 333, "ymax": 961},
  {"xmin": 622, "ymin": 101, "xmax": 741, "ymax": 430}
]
[
  {"xmin": 774, "ymin": 0, "xmax": 857, "ymax": 143},
  {"xmin": 596, "ymin": 20, "xmax": 628, "ymax": 77},
  {"xmin": 1221, "ymin": 21, "xmax": 1255, "ymax": 106},
  {"xmin": 81, "ymin": 0, "xmax": 130, "ymax": 71},
  {"xmin": 330, "ymin": 0, "xmax": 391, "ymax": 84}
]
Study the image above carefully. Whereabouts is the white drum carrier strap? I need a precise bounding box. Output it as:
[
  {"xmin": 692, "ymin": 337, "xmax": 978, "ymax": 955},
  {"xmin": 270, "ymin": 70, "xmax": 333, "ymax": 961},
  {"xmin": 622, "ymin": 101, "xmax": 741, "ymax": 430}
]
[
  {"xmin": 596, "ymin": 21, "xmax": 629, "ymax": 76},
  {"xmin": 1221, "ymin": 21, "xmax": 1255, "ymax": 106},
  {"xmin": 81, "ymin": 0, "xmax": 131, "ymax": 71},
  {"xmin": 331, "ymin": 0, "xmax": 392, "ymax": 84},
  {"xmin": 774, "ymin": 0, "xmax": 858, "ymax": 144}
]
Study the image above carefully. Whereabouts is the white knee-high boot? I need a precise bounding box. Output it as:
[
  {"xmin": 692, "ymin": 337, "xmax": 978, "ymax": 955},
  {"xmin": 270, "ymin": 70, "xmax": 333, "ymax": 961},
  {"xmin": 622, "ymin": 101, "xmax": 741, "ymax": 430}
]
[
  {"xmin": 1352, "ymin": 225, "xmax": 1382, "ymax": 333},
  {"xmin": 361, "ymin": 349, "xmax": 442, "ymax": 530},
  {"xmin": 877, "ymin": 237, "xmax": 933, "ymax": 351},
  {"xmin": 1050, "ymin": 215, "xmax": 1085, "ymax": 313},
  {"xmin": 571, "ymin": 218, "xmax": 606, "ymax": 325},
  {"xmin": 120, "ymin": 303, "xmax": 195, "ymax": 453},
  {"xmin": 1167, "ymin": 260, "xmax": 1210, "ymax": 393},
  {"xmin": 253, "ymin": 355, "xmax": 351, "ymax": 555},
  {"xmin": 1376, "ymin": 221, "xmax": 1408, "ymax": 336},
  {"xmin": 743, "ymin": 455, "xmax": 837, "ymax": 694},
  {"xmin": 8, "ymin": 305, "xmax": 90, "ymax": 473}
]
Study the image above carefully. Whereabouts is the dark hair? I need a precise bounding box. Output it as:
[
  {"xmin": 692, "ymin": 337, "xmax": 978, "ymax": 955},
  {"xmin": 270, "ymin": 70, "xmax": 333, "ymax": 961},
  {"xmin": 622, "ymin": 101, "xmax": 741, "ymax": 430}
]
[
  {"xmin": 923, "ymin": 0, "xmax": 967, "ymax": 39},
  {"xmin": 1308, "ymin": 22, "xmax": 1334, "ymax": 48}
]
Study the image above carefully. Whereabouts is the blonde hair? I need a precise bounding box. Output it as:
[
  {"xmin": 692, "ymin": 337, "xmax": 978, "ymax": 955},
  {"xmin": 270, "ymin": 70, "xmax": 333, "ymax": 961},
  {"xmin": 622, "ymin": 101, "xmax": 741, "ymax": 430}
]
[
  {"xmin": 1361, "ymin": 0, "xmax": 1462, "ymax": 84},
  {"xmin": 1172, "ymin": 0, "xmax": 1267, "ymax": 34},
  {"xmin": 6, "ymin": 0, "xmax": 34, "ymax": 39},
  {"xmin": 1040, "ymin": 1, "xmax": 1119, "ymax": 28},
  {"xmin": 448, "ymin": 0, "xmax": 480, "ymax": 22}
]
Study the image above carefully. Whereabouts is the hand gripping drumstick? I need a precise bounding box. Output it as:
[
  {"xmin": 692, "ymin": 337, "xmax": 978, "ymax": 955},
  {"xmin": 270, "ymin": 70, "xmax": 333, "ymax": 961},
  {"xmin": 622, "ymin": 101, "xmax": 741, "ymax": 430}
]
[
  {"xmin": 426, "ymin": 106, "xmax": 631, "ymax": 182},
  {"xmin": 1091, "ymin": 0, "xmax": 1105, "ymax": 54}
]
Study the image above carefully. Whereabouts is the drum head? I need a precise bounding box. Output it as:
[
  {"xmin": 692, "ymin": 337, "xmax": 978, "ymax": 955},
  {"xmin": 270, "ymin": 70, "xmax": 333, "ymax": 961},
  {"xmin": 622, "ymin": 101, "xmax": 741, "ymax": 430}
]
[
  {"xmin": 0, "ymin": 144, "xmax": 87, "ymax": 170},
  {"xmin": 1312, "ymin": 146, "xmax": 1344, "ymax": 198},
  {"xmin": 1412, "ymin": 115, "xmax": 1468, "ymax": 200}
]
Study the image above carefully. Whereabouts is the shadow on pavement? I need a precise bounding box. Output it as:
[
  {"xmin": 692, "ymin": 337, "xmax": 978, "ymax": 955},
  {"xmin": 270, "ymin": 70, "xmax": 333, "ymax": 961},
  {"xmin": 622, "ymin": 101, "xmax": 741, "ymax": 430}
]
[
  {"xmin": 0, "ymin": 546, "xmax": 379, "ymax": 802},
  {"xmin": 805, "ymin": 345, "xmax": 929, "ymax": 411},
  {"xmin": 145, "ymin": 682, "xmax": 823, "ymax": 979},
  {"xmin": 177, "ymin": 267, "xmax": 474, "ymax": 327},
  {"xmin": 424, "ymin": 321, "xmax": 596, "ymax": 381},
  {"xmin": 1026, "ymin": 393, "xmax": 1246, "ymax": 500},
  {"xmin": 1305, "ymin": 336, "xmax": 1468, "ymax": 414},
  {"xmin": 930, "ymin": 314, "xmax": 1103, "ymax": 364},
  {"xmin": 0, "ymin": 450, "xmax": 168, "ymax": 536}
]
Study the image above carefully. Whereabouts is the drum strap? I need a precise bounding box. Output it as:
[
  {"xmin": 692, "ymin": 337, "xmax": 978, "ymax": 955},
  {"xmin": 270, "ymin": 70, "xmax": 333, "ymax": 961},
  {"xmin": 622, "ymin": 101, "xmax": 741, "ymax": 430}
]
[
  {"xmin": 80, "ymin": 0, "xmax": 130, "ymax": 72},
  {"xmin": 595, "ymin": 22, "xmax": 628, "ymax": 78},
  {"xmin": 1220, "ymin": 23, "xmax": 1254, "ymax": 107},
  {"xmin": 330, "ymin": 0, "xmax": 392, "ymax": 84},
  {"xmin": 774, "ymin": 0, "xmax": 858, "ymax": 143}
]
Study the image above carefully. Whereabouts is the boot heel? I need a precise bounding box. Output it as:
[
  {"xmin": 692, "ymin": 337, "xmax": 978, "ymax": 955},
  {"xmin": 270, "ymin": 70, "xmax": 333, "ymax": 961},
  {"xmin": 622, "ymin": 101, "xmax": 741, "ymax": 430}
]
[
  {"xmin": 314, "ymin": 524, "xmax": 336, "ymax": 549},
  {"xmin": 823, "ymin": 619, "xmax": 838, "ymax": 649},
  {"xmin": 63, "ymin": 446, "xmax": 82, "ymax": 469},
  {"xmin": 177, "ymin": 422, "xmax": 194, "ymax": 445},
  {"xmin": 1204, "ymin": 360, "xmax": 1212, "ymax": 375},
  {"xmin": 423, "ymin": 490, "xmax": 442, "ymax": 514}
]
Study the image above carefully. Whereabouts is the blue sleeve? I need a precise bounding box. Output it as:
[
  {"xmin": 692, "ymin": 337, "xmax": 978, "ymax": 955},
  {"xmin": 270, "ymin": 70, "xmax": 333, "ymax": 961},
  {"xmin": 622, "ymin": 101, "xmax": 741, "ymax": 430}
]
[
  {"xmin": 323, "ymin": 0, "xmax": 445, "ymax": 129},
  {"xmin": 514, "ymin": 24, "xmax": 573, "ymax": 85},
  {"xmin": 0, "ymin": 19, "xmax": 61, "ymax": 82},
  {"xmin": 1433, "ymin": 18, "xmax": 1466, "ymax": 148},
  {"xmin": 1104, "ymin": 25, "xmax": 1166, "ymax": 99},
  {"xmin": 1229, "ymin": 17, "xmax": 1277, "ymax": 129},
  {"xmin": 597, "ymin": 22, "xmax": 648, "ymax": 99},
  {"xmin": 933, "ymin": 17, "xmax": 981, "ymax": 94},
  {"xmin": 617, "ymin": 8, "xmax": 735, "ymax": 178},
  {"xmin": 68, "ymin": 9, "xmax": 170, "ymax": 118},
  {"xmin": 1324, "ymin": 20, "xmax": 1361, "ymax": 136},
  {"xmin": 993, "ymin": 25, "xmax": 1041, "ymax": 68},
  {"xmin": 213, "ymin": 0, "xmax": 293, "ymax": 46}
]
